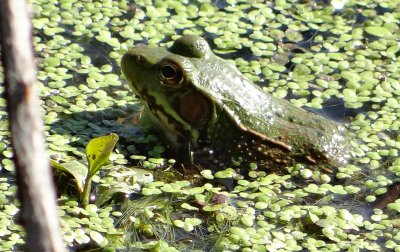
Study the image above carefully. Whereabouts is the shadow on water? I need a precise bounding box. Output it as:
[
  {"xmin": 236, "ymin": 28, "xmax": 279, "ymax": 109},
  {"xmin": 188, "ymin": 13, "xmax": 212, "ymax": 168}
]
[{"xmin": 48, "ymin": 102, "xmax": 146, "ymax": 151}]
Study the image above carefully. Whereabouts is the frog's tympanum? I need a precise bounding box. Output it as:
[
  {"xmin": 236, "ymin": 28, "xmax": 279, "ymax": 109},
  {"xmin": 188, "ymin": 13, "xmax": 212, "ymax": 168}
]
[{"xmin": 121, "ymin": 35, "xmax": 350, "ymax": 171}]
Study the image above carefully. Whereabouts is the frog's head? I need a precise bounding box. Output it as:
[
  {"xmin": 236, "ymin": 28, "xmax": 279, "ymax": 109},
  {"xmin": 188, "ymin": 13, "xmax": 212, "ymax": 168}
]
[{"xmin": 121, "ymin": 35, "xmax": 217, "ymax": 147}]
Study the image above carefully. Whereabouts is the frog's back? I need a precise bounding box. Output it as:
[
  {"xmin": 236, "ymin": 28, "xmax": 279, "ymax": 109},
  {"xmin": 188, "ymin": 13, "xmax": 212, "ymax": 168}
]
[{"xmin": 190, "ymin": 55, "xmax": 350, "ymax": 167}]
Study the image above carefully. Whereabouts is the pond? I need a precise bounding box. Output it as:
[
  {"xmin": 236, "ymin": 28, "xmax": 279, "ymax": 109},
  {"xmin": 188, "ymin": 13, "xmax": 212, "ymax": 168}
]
[{"xmin": 0, "ymin": 0, "xmax": 400, "ymax": 251}]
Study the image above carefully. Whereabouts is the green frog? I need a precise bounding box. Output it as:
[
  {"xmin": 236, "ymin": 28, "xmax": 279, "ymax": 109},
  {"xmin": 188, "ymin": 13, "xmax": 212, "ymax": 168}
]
[{"xmin": 121, "ymin": 35, "xmax": 350, "ymax": 171}]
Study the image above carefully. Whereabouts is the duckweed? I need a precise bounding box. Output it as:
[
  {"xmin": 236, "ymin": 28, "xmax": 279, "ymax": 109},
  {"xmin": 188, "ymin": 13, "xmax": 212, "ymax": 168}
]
[{"xmin": 0, "ymin": 0, "xmax": 399, "ymax": 250}]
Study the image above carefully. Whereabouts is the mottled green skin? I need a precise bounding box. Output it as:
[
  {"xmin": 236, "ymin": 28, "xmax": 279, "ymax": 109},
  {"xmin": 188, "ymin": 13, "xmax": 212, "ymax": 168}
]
[{"xmin": 121, "ymin": 35, "xmax": 350, "ymax": 169}]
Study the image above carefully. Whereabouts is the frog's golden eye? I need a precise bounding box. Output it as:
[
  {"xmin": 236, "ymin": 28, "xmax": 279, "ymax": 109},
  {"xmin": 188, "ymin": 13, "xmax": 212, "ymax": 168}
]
[{"xmin": 160, "ymin": 61, "xmax": 183, "ymax": 86}]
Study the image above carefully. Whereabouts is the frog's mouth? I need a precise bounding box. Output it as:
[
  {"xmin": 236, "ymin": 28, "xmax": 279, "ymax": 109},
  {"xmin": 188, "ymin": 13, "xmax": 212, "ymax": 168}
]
[{"xmin": 127, "ymin": 81, "xmax": 140, "ymax": 98}]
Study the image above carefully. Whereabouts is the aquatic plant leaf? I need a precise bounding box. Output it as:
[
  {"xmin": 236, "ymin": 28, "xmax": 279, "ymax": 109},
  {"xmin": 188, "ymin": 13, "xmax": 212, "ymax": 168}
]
[
  {"xmin": 86, "ymin": 133, "xmax": 119, "ymax": 178},
  {"xmin": 365, "ymin": 26, "xmax": 391, "ymax": 37},
  {"xmin": 50, "ymin": 159, "xmax": 87, "ymax": 193}
]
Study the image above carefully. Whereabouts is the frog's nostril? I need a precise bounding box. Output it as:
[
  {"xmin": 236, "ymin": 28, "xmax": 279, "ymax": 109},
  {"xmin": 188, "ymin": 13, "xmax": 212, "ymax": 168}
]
[{"xmin": 136, "ymin": 55, "xmax": 145, "ymax": 64}]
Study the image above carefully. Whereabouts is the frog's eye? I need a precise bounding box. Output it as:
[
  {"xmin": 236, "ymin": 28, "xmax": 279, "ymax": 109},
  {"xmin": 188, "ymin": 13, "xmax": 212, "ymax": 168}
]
[{"xmin": 160, "ymin": 61, "xmax": 183, "ymax": 86}]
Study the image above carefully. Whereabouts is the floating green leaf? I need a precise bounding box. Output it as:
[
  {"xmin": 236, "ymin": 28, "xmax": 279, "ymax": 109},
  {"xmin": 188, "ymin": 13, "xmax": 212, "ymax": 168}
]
[{"xmin": 365, "ymin": 26, "xmax": 392, "ymax": 37}]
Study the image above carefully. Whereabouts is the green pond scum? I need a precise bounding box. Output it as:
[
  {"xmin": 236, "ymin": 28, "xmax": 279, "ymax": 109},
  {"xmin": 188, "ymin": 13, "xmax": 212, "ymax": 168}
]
[{"xmin": 0, "ymin": 0, "xmax": 399, "ymax": 251}]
